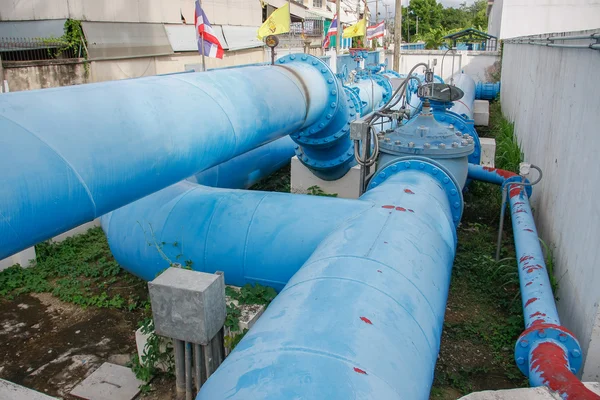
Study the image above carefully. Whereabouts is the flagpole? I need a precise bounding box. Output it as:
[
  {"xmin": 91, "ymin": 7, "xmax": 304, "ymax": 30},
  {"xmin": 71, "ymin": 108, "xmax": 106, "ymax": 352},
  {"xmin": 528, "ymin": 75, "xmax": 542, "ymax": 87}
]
[
  {"xmin": 336, "ymin": 0, "xmax": 341, "ymax": 53},
  {"xmin": 200, "ymin": 0, "xmax": 206, "ymax": 71}
]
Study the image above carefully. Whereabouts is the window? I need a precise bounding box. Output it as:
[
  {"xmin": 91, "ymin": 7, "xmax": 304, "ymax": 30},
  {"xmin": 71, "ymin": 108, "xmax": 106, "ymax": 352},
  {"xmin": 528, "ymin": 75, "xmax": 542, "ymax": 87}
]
[{"xmin": 313, "ymin": 0, "xmax": 323, "ymax": 8}]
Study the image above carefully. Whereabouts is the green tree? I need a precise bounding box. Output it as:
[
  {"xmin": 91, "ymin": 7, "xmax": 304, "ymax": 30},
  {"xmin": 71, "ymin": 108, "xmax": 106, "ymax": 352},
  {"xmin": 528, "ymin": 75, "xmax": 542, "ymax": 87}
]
[
  {"xmin": 465, "ymin": 0, "xmax": 488, "ymax": 30},
  {"xmin": 416, "ymin": 27, "xmax": 449, "ymax": 49},
  {"xmin": 441, "ymin": 6, "xmax": 470, "ymax": 32},
  {"xmin": 406, "ymin": 0, "xmax": 443, "ymax": 39}
]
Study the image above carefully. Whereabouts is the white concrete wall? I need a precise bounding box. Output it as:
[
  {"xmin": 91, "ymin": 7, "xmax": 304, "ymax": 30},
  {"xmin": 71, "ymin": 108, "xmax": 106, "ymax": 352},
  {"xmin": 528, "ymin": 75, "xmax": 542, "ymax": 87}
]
[
  {"xmin": 385, "ymin": 50, "xmax": 500, "ymax": 82},
  {"xmin": 489, "ymin": 0, "xmax": 600, "ymax": 39},
  {"xmin": 0, "ymin": 0, "xmax": 262, "ymax": 27},
  {"xmin": 500, "ymin": 29, "xmax": 600, "ymax": 380}
]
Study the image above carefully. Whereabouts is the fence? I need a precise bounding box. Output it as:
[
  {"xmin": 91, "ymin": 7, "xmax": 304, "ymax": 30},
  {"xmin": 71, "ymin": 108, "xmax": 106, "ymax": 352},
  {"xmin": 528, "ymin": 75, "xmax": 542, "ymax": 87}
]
[{"xmin": 0, "ymin": 37, "xmax": 80, "ymax": 62}]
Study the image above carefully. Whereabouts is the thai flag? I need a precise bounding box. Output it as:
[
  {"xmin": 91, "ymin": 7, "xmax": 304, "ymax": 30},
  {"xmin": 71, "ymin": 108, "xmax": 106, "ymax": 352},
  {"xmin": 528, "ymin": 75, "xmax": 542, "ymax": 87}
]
[
  {"xmin": 367, "ymin": 21, "xmax": 385, "ymax": 41},
  {"xmin": 194, "ymin": 0, "xmax": 224, "ymax": 59},
  {"xmin": 323, "ymin": 15, "xmax": 338, "ymax": 48}
]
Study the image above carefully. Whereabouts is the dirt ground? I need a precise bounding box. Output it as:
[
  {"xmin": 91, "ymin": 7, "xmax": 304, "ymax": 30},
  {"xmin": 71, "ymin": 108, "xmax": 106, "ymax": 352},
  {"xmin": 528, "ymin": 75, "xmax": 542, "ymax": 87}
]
[{"xmin": 0, "ymin": 292, "xmax": 142, "ymax": 398}]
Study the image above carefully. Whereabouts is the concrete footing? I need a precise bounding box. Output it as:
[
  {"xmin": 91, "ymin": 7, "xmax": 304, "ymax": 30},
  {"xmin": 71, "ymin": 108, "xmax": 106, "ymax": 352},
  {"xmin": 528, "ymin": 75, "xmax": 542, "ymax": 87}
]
[
  {"xmin": 474, "ymin": 99, "xmax": 490, "ymax": 126},
  {"xmin": 460, "ymin": 382, "xmax": 600, "ymax": 399},
  {"xmin": 290, "ymin": 156, "xmax": 361, "ymax": 199}
]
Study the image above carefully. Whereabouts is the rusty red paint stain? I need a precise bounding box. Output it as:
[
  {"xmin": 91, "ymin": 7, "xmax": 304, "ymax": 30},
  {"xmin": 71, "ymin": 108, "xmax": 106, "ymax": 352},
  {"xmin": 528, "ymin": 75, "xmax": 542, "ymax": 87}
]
[
  {"xmin": 377, "ymin": 270, "xmax": 382, "ymax": 273},
  {"xmin": 513, "ymin": 202, "xmax": 525, "ymax": 206},
  {"xmin": 408, "ymin": 209, "xmax": 415, "ymax": 213},
  {"xmin": 530, "ymin": 311, "xmax": 546, "ymax": 318},
  {"xmin": 509, "ymin": 186, "xmax": 522, "ymax": 198},
  {"xmin": 382, "ymin": 205, "xmax": 395, "ymax": 209},
  {"xmin": 530, "ymin": 342, "xmax": 600, "ymax": 399},
  {"xmin": 525, "ymin": 282, "xmax": 533, "ymax": 286},
  {"xmin": 524, "ymin": 228, "xmax": 534, "ymax": 232},
  {"xmin": 525, "ymin": 297, "xmax": 538, "ymax": 307},
  {"xmin": 360, "ymin": 316, "xmax": 373, "ymax": 325},
  {"xmin": 396, "ymin": 207, "xmax": 406, "ymax": 212},
  {"xmin": 353, "ymin": 367, "xmax": 367, "ymax": 375},
  {"xmin": 525, "ymin": 264, "xmax": 543, "ymax": 274},
  {"xmin": 483, "ymin": 166, "xmax": 518, "ymax": 179},
  {"xmin": 520, "ymin": 255, "xmax": 534, "ymax": 263},
  {"xmin": 514, "ymin": 209, "xmax": 527, "ymax": 214},
  {"xmin": 404, "ymin": 189, "xmax": 415, "ymax": 194}
]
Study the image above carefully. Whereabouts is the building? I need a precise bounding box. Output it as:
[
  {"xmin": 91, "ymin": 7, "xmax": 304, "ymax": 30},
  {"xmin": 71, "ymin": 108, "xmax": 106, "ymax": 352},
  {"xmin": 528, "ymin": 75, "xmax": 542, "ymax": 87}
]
[{"xmin": 487, "ymin": 0, "xmax": 600, "ymax": 39}]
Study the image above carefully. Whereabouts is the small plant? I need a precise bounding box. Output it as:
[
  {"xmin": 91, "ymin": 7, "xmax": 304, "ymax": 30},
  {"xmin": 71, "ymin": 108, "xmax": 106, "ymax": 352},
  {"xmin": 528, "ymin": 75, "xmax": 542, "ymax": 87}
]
[
  {"xmin": 539, "ymin": 238, "xmax": 559, "ymax": 298},
  {"xmin": 129, "ymin": 317, "xmax": 174, "ymax": 393},
  {"xmin": 307, "ymin": 185, "xmax": 338, "ymax": 197},
  {"xmin": 226, "ymin": 283, "xmax": 277, "ymax": 305},
  {"xmin": 0, "ymin": 227, "xmax": 147, "ymax": 311}
]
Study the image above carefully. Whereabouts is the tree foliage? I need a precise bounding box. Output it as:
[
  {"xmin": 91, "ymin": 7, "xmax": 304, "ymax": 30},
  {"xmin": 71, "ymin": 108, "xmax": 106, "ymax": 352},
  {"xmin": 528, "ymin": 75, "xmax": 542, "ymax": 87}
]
[{"xmin": 399, "ymin": 0, "xmax": 489, "ymax": 46}]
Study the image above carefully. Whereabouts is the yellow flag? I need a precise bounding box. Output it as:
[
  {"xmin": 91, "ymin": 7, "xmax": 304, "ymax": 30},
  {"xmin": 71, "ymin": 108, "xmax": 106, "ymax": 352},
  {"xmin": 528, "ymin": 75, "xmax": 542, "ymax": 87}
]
[
  {"xmin": 343, "ymin": 18, "xmax": 366, "ymax": 38},
  {"xmin": 257, "ymin": 3, "xmax": 290, "ymax": 40}
]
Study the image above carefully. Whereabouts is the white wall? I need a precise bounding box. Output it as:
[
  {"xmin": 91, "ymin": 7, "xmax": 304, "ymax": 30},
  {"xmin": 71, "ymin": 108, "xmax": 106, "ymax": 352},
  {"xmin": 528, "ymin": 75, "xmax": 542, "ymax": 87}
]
[
  {"xmin": 385, "ymin": 50, "xmax": 500, "ymax": 82},
  {"xmin": 490, "ymin": 0, "xmax": 600, "ymax": 39},
  {"xmin": 487, "ymin": 0, "xmax": 503, "ymax": 39},
  {"xmin": 0, "ymin": 0, "xmax": 262, "ymax": 26},
  {"xmin": 500, "ymin": 29, "xmax": 600, "ymax": 380}
]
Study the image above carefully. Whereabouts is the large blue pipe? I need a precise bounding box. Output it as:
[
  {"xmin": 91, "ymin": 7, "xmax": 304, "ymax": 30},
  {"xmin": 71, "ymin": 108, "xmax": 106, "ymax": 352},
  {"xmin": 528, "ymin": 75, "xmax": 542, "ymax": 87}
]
[
  {"xmin": 198, "ymin": 160, "xmax": 461, "ymax": 399},
  {"xmin": 449, "ymin": 73, "xmax": 476, "ymax": 120},
  {"xmin": 102, "ymin": 181, "xmax": 372, "ymax": 289},
  {"xmin": 0, "ymin": 55, "xmax": 338, "ymax": 259},
  {"xmin": 188, "ymin": 136, "xmax": 296, "ymax": 189}
]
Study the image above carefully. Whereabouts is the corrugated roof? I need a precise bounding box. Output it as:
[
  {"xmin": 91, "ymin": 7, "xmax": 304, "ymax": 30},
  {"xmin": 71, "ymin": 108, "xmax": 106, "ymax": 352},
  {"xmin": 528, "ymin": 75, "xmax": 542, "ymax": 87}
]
[
  {"xmin": 81, "ymin": 21, "xmax": 174, "ymax": 60},
  {"xmin": 221, "ymin": 26, "xmax": 264, "ymax": 51},
  {"xmin": 164, "ymin": 24, "xmax": 227, "ymax": 52}
]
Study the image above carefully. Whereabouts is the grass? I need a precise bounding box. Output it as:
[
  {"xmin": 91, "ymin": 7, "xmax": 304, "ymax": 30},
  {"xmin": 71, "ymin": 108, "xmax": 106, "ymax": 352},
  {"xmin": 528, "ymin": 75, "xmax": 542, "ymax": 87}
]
[{"xmin": 0, "ymin": 227, "xmax": 148, "ymax": 311}]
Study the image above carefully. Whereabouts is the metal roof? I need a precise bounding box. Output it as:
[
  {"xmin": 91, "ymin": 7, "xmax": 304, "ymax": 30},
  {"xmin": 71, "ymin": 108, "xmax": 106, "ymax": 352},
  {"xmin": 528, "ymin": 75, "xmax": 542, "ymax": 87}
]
[
  {"xmin": 164, "ymin": 24, "xmax": 264, "ymax": 53},
  {"xmin": 443, "ymin": 28, "xmax": 497, "ymax": 40},
  {"xmin": 81, "ymin": 21, "xmax": 174, "ymax": 60},
  {"xmin": 0, "ymin": 19, "xmax": 67, "ymax": 40}
]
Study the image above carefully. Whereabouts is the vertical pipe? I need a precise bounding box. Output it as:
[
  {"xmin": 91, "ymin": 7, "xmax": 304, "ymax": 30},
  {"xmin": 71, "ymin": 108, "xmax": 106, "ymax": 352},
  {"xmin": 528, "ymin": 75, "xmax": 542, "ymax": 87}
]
[
  {"xmin": 194, "ymin": 344, "xmax": 203, "ymax": 391},
  {"xmin": 173, "ymin": 339, "xmax": 185, "ymax": 392},
  {"xmin": 185, "ymin": 342, "xmax": 193, "ymax": 400},
  {"xmin": 203, "ymin": 343, "xmax": 214, "ymax": 379}
]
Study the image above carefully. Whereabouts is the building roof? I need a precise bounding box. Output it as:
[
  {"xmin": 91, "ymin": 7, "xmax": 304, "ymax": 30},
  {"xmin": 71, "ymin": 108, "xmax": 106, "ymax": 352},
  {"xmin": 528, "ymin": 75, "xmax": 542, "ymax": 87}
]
[{"xmin": 443, "ymin": 28, "xmax": 497, "ymax": 41}]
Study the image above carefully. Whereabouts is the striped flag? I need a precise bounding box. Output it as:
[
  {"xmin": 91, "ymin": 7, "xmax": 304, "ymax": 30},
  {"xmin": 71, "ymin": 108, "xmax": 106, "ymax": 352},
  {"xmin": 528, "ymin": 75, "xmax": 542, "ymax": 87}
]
[
  {"xmin": 323, "ymin": 15, "xmax": 338, "ymax": 48},
  {"xmin": 367, "ymin": 20, "xmax": 385, "ymax": 41},
  {"xmin": 194, "ymin": 0, "xmax": 224, "ymax": 59}
]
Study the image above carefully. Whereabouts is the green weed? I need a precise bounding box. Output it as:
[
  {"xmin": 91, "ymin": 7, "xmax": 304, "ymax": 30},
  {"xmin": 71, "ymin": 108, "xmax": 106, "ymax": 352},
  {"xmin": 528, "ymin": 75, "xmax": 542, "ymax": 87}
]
[
  {"xmin": 306, "ymin": 185, "xmax": 338, "ymax": 197},
  {"xmin": 0, "ymin": 227, "xmax": 147, "ymax": 310}
]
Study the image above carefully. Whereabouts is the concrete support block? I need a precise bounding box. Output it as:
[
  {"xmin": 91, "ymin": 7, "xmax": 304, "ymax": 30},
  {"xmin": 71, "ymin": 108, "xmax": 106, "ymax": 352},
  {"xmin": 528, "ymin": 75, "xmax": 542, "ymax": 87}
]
[
  {"xmin": 0, "ymin": 246, "xmax": 36, "ymax": 271},
  {"xmin": 474, "ymin": 99, "xmax": 490, "ymax": 126},
  {"xmin": 149, "ymin": 268, "xmax": 226, "ymax": 344},
  {"xmin": 51, "ymin": 218, "xmax": 101, "ymax": 243},
  {"xmin": 291, "ymin": 156, "xmax": 361, "ymax": 199},
  {"xmin": 479, "ymin": 137, "xmax": 496, "ymax": 168},
  {"xmin": 0, "ymin": 218, "xmax": 101, "ymax": 271},
  {"xmin": 460, "ymin": 382, "xmax": 600, "ymax": 399}
]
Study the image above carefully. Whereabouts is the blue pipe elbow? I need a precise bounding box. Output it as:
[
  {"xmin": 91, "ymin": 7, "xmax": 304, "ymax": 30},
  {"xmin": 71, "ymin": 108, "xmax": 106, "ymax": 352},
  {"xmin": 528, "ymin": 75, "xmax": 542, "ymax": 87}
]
[{"xmin": 102, "ymin": 182, "xmax": 372, "ymax": 289}]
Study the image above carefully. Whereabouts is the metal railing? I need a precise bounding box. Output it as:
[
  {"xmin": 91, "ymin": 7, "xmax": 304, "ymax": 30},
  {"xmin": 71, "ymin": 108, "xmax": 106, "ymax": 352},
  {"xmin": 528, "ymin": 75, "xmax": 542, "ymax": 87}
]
[{"xmin": 0, "ymin": 37, "xmax": 80, "ymax": 62}]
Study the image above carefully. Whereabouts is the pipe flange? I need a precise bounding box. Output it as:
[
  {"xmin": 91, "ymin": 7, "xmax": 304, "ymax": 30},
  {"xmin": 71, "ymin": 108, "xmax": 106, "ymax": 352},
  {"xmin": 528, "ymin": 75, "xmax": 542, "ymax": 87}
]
[
  {"xmin": 371, "ymin": 74, "xmax": 393, "ymax": 106},
  {"xmin": 433, "ymin": 110, "xmax": 482, "ymax": 165},
  {"xmin": 503, "ymin": 176, "xmax": 533, "ymax": 198},
  {"xmin": 514, "ymin": 323, "xmax": 583, "ymax": 376},
  {"xmin": 277, "ymin": 54, "xmax": 340, "ymax": 136},
  {"xmin": 343, "ymin": 86, "xmax": 363, "ymax": 117},
  {"xmin": 366, "ymin": 156, "xmax": 464, "ymax": 226}
]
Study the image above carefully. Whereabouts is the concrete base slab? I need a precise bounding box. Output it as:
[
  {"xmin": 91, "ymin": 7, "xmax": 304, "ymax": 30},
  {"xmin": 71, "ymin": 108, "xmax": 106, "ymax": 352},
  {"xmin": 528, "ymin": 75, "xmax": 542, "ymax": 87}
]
[
  {"xmin": 0, "ymin": 379, "xmax": 57, "ymax": 400},
  {"xmin": 480, "ymin": 137, "xmax": 497, "ymax": 168},
  {"xmin": 460, "ymin": 382, "xmax": 600, "ymax": 399},
  {"xmin": 70, "ymin": 362, "xmax": 143, "ymax": 400},
  {"xmin": 291, "ymin": 156, "xmax": 361, "ymax": 199},
  {"xmin": 474, "ymin": 99, "xmax": 490, "ymax": 126},
  {"xmin": 0, "ymin": 246, "xmax": 36, "ymax": 271},
  {"xmin": 0, "ymin": 218, "xmax": 101, "ymax": 271}
]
